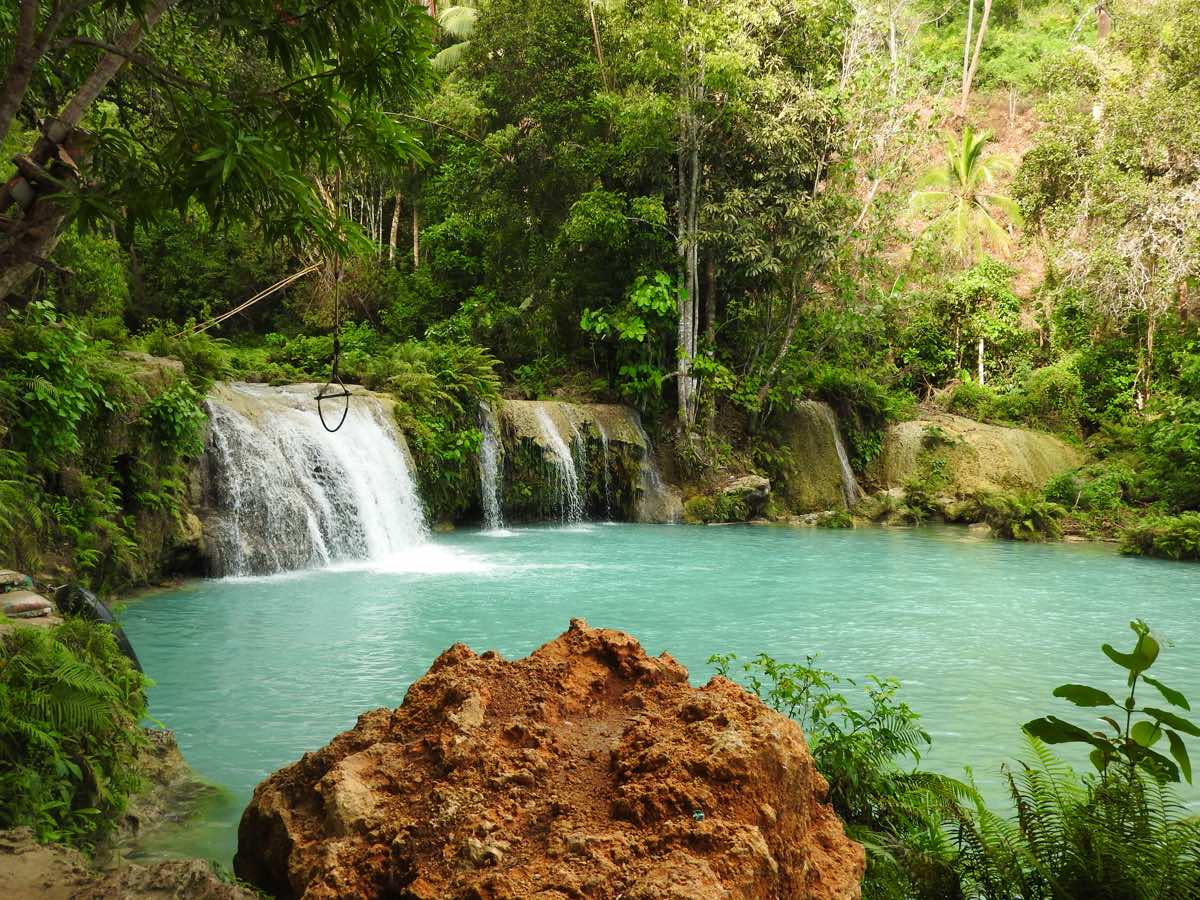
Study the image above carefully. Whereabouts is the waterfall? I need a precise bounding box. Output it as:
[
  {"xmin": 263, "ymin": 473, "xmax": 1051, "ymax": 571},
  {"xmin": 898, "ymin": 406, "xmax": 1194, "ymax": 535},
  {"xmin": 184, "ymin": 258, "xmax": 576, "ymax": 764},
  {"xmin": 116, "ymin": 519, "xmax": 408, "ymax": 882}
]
[
  {"xmin": 532, "ymin": 405, "xmax": 584, "ymax": 523},
  {"xmin": 202, "ymin": 383, "xmax": 427, "ymax": 576},
  {"xmin": 477, "ymin": 403, "xmax": 505, "ymax": 530},
  {"xmin": 814, "ymin": 403, "xmax": 862, "ymax": 507},
  {"xmin": 631, "ymin": 416, "xmax": 681, "ymax": 524},
  {"xmin": 595, "ymin": 418, "xmax": 613, "ymax": 519}
]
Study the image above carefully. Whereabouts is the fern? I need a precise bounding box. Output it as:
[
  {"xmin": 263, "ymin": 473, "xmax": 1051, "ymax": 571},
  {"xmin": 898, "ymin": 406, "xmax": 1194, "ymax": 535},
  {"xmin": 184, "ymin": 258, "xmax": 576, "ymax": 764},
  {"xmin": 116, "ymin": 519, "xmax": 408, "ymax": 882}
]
[{"xmin": 0, "ymin": 621, "xmax": 149, "ymax": 849}]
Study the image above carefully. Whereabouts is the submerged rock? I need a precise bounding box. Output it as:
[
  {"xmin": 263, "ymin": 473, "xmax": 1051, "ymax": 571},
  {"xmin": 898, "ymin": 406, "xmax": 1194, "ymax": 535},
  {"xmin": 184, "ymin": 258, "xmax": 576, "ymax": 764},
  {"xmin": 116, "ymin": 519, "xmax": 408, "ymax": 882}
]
[{"xmin": 235, "ymin": 620, "xmax": 864, "ymax": 899}]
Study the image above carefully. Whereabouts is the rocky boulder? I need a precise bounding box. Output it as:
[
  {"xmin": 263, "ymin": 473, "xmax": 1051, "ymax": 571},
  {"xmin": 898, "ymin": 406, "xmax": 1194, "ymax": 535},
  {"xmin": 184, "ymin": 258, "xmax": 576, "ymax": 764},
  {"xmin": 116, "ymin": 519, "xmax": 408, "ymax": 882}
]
[
  {"xmin": 869, "ymin": 411, "xmax": 1083, "ymax": 495},
  {"xmin": 235, "ymin": 620, "xmax": 864, "ymax": 899}
]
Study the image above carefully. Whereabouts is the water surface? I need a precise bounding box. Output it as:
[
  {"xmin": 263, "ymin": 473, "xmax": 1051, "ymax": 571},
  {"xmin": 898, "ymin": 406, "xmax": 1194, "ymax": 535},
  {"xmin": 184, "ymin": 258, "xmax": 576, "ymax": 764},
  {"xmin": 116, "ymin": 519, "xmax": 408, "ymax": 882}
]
[{"xmin": 120, "ymin": 524, "xmax": 1200, "ymax": 864}]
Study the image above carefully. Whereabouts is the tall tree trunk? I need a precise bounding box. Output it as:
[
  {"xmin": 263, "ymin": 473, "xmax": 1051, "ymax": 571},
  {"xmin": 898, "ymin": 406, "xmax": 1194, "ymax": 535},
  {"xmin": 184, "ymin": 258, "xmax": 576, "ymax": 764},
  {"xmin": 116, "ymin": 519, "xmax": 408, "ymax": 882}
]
[
  {"xmin": 411, "ymin": 204, "xmax": 420, "ymax": 269},
  {"xmin": 704, "ymin": 254, "xmax": 716, "ymax": 344},
  {"xmin": 977, "ymin": 336, "xmax": 985, "ymax": 385},
  {"xmin": 388, "ymin": 192, "xmax": 402, "ymax": 263},
  {"xmin": 0, "ymin": 0, "xmax": 176, "ymax": 300},
  {"xmin": 958, "ymin": 0, "xmax": 993, "ymax": 119},
  {"xmin": 0, "ymin": 0, "xmax": 41, "ymax": 148},
  {"xmin": 585, "ymin": 0, "xmax": 611, "ymax": 91}
]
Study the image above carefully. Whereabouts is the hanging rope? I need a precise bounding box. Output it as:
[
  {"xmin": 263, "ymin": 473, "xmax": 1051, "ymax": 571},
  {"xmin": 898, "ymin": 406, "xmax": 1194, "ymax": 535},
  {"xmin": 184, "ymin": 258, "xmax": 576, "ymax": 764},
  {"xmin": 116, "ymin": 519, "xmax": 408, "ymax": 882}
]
[
  {"xmin": 173, "ymin": 262, "xmax": 323, "ymax": 338},
  {"xmin": 316, "ymin": 173, "xmax": 351, "ymax": 433}
]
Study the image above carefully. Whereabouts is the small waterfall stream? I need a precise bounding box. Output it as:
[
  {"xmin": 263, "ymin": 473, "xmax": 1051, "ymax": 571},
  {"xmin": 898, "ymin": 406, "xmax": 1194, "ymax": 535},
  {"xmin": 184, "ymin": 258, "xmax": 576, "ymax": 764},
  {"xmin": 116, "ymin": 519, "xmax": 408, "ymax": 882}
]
[
  {"xmin": 532, "ymin": 405, "xmax": 584, "ymax": 523},
  {"xmin": 632, "ymin": 416, "xmax": 681, "ymax": 523},
  {"xmin": 202, "ymin": 383, "xmax": 427, "ymax": 575},
  {"xmin": 477, "ymin": 403, "xmax": 505, "ymax": 530},
  {"xmin": 595, "ymin": 418, "xmax": 614, "ymax": 519},
  {"xmin": 813, "ymin": 403, "xmax": 862, "ymax": 507}
]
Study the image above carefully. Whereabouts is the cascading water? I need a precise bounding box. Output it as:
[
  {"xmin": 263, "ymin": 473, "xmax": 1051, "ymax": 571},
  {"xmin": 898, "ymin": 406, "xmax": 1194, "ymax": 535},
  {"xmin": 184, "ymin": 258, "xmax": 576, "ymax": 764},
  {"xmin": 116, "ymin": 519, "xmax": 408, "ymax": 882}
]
[
  {"xmin": 477, "ymin": 403, "xmax": 505, "ymax": 530},
  {"xmin": 631, "ymin": 416, "xmax": 681, "ymax": 523},
  {"xmin": 202, "ymin": 383, "xmax": 427, "ymax": 576},
  {"xmin": 595, "ymin": 418, "xmax": 614, "ymax": 519},
  {"xmin": 813, "ymin": 403, "xmax": 862, "ymax": 507},
  {"xmin": 533, "ymin": 405, "xmax": 584, "ymax": 523}
]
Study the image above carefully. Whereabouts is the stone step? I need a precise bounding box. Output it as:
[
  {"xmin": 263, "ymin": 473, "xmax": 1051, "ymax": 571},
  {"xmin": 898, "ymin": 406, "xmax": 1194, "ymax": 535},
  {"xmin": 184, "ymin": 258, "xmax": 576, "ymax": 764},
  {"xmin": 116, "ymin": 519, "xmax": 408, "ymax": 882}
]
[
  {"xmin": 2, "ymin": 589, "xmax": 54, "ymax": 619},
  {"xmin": 0, "ymin": 569, "xmax": 29, "ymax": 589}
]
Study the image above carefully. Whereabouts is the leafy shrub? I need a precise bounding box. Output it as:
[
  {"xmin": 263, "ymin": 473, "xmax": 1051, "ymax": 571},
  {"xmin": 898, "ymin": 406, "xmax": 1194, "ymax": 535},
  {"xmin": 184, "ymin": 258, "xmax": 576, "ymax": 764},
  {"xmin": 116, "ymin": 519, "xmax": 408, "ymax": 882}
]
[
  {"xmin": 815, "ymin": 367, "xmax": 913, "ymax": 471},
  {"xmin": 973, "ymin": 491, "xmax": 1066, "ymax": 541},
  {"xmin": 1001, "ymin": 361, "xmax": 1085, "ymax": 436},
  {"xmin": 1142, "ymin": 394, "xmax": 1200, "ymax": 511},
  {"xmin": 139, "ymin": 379, "xmax": 207, "ymax": 459},
  {"xmin": 1122, "ymin": 513, "xmax": 1200, "ymax": 561},
  {"xmin": 710, "ymin": 653, "xmax": 970, "ymax": 899},
  {"xmin": 947, "ymin": 379, "xmax": 997, "ymax": 420},
  {"xmin": 682, "ymin": 492, "xmax": 748, "ymax": 524},
  {"xmin": 816, "ymin": 509, "xmax": 853, "ymax": 529},
  {"xmin": 959, "ymin": 621, "xmax": 1200, "ymax": 899},
  {"xmin": 0, "ymin": 302, "xmax": 114, "ymax": 464},
  {"xmin": 0, "ymin": 620, "xmax": 149, "ymax": 849},
  {"xmin": 371, "ymin": 341, "xmax": 501, "ymax": 521}
]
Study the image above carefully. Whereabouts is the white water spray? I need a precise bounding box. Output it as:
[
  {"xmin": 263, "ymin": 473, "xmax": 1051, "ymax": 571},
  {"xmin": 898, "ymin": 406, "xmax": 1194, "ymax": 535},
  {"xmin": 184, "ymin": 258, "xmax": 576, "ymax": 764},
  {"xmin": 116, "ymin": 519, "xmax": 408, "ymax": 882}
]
[
  {"xmin": 533, "ymin": 405, "xmax": 584, "ymax": 523},
  {"xmin": 202, "ymin": 383, "xmax": 428, "ymax": 576},
  {"xmin": 478, "ymin": 402, "xmax": 505, "ymax": 530}
]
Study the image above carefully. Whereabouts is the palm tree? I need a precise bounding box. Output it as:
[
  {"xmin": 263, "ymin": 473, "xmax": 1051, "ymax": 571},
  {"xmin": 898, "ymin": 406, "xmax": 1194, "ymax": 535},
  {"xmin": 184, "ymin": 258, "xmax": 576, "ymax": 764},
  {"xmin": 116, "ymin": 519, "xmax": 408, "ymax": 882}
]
[
  {"xmin": 911, "ymin": 126, "xmax": 1022, "ymax": 264},
  {"xmin": 432, "ymin": 2, "xmax": 481, "ymax": 72}
]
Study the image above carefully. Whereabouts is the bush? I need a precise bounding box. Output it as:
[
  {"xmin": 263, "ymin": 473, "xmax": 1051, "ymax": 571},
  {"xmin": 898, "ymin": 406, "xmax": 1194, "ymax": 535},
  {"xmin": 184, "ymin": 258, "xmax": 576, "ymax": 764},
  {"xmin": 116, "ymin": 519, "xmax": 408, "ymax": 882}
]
[
  {"xmin": 814, "ymin": 367, "xmax": 914, "ymax": 472},
  {"xmin": 682, "ymin": 492, "xmax": 748, "ymax": 524},
  {"xmin": 1007, "ymin": 362, "xmax": 1085, "ymax": 436},
  {"xmin": 947, "ymin": 379, "xmax": 997, "ymax": 420},
  {"xmin": 973, "ymin": 491, "xmax": 1066, "ymax": 541},
  {"xmin": 1122, "ymin": 513, "xmax": 1200, "ymax": 561},
  {"xmin": 710, "ymin": 652, "xmax": 969, "ymax": 899},
  {"xmin": 960, "ymin": 620, "xmax": 1200, "ymax": 898},
  {"xmin": 816, "ymin": 509, "xmax": 853, "ymax": 528},
  {"xmin": 0, "ymin": 620, "xmax": 149, "ymax": 849}
]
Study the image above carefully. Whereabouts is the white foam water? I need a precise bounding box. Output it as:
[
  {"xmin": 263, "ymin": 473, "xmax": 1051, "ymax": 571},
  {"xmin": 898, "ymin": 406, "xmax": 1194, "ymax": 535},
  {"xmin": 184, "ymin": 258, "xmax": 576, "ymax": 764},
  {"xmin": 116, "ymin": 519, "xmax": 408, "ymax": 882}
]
[{"xmin": 202, "ymin": 383, "xmax": 429, "ymax": 576}]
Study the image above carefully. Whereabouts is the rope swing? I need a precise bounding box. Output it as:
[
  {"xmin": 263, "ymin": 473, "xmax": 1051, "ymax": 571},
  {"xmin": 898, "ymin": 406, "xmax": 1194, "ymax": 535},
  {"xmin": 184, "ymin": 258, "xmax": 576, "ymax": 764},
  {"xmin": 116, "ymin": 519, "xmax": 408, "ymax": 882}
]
[{"xmin": 316, "ymin": 173, "xmax": 351, "ymax": 433}]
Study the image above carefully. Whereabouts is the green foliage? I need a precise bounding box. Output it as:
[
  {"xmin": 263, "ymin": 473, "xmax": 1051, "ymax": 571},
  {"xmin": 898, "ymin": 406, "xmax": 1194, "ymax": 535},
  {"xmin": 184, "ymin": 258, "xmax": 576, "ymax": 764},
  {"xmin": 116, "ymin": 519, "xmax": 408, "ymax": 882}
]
[
  {"xmin": 682, "ymin": 492, "xmax": 748, "ymax": 525},
  {"xmin": 814, "ymin": 367, "xmax": 911, "ymax": 472},
  {"xmin": 1122, "ymin": 513, "xmax": 1200, "ymax": 562},
  {"xmin": 139, "ymin": 380, "xmax": 207, "ymax": 459},
  {"xmin": 911, "ymin": 128, "xmax": 1021, "ymax": 264},
  {"xmin": 947, "ymin": 379, "xmax": 998, "ymax": 420},
  {"xmin": 371, "ymin": 341, "xmax": 501, "ymax": 522},
  {"xmin": 0, "ymin": 620, "xmax": 149, "ymax": 850},
  {"xmin": 954, "ymin": 621, "xmax": 1200, "ymax": 898},
  {"xmin": 816, "ymin": 509, "xmax": 853, "ymax": 529},
  {"xmin": 973, "ymin": 491, "xmax": 1066, "ymax": 542},
  {"xmin": 0, "ymin": 302, "xmax": 114, "ymax": 464},
  {"xmin": 1141, "ymin": 391, "xmax": 1200, "ymax": 511},
  {"xmin": 996, "ymin": 361, "xmax": 1084, "ymax": 436},
  {"xmin": 1024, "ymin": 620, "xmax": 1194, "ymax": 783},
  {"xmin": 958, "ymin": 738, "xmax": 1200, "ymax": 900},
  {"xmin": 711, "ymin": 652, "xmax": 970, "ymax": 899}
]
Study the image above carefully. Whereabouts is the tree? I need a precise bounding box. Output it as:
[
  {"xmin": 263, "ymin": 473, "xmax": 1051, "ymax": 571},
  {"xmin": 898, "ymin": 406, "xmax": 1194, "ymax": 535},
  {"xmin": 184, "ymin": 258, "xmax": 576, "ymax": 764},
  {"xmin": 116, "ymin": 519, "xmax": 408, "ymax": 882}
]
[
  {"xmin": 911, "ymin": 126, "xmax": 1021, "ymax": 265},
  {"xmin": 958, "ymin": 0, "xmax": 993, "ymax": 118},
  {"xmin": 0, "ymin": 1, "xmax": 433, "ymax": 300}
]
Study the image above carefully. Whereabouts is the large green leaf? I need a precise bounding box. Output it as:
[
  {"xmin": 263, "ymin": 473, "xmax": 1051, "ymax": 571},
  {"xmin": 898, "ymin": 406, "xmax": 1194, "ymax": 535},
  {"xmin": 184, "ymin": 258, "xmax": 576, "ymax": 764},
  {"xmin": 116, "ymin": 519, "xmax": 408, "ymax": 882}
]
[
  {"xmin": 1023, "ymin": 716, "xmax": 1109, "ymax": 750},
  {"xmin": 1143, "ymin": 675, "xmax": 1190, "ymax": 711},
  {"xmin": 1053, "ymin": 683, "xmax": 1117, "ymax": 707},
  {"xmin": 1103, "ymin": 643, "xmax": 1145, "ymax": 672},
  {"xmin": 1129, "ymin": 744, "xmax": 1181, "ymax": 783},
  {"xmin": 1132, "ymin": 720, "xmax": 1161, "ymax": 747},
  {"xmin": 1144, "ymin": 707, "xmax": 1200, "ymax": 737},
  {"xmin": 1167, "ymin": 730, "xmax": 1193, "ymax": 783}
]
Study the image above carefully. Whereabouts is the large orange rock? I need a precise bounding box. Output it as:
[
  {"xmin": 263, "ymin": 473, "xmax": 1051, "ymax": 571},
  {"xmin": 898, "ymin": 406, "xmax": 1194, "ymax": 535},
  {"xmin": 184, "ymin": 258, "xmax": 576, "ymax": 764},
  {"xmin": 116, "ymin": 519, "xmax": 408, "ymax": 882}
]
[{"xmin": 234, "ymin": 620, "xmax": 864, "ymax": 899}]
